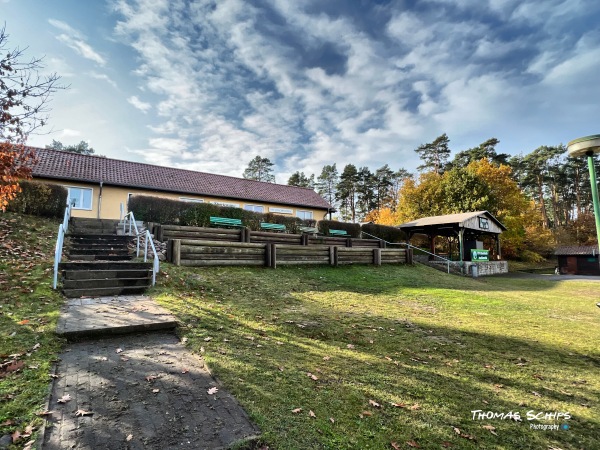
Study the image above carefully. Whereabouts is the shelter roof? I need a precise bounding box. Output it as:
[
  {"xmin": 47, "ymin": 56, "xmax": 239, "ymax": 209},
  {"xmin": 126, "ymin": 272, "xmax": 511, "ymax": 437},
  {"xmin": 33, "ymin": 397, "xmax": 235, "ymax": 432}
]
[{"xmin": 398, "ymin": 211, "xmax": 506, "ymax": 231}]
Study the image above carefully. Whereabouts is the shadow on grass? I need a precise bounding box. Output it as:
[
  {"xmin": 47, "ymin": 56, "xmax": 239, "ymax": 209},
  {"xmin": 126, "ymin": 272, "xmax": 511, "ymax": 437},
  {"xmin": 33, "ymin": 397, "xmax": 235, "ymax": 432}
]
[{"xmin": 155, "ymin": 285, "xmax": 600, "ymax": 450}]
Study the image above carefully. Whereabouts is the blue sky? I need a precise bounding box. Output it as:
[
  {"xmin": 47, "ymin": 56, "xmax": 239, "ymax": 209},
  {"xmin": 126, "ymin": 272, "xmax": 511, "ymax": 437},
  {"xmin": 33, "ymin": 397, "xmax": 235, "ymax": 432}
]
[{"xmin": 3, "ymin": 0, "xmax": 600, "ymax": 181}]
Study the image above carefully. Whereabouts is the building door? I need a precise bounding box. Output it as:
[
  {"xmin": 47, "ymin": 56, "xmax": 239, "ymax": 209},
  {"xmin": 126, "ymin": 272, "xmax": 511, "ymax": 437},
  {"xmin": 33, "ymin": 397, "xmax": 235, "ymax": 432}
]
[{"xmin": 566, "ymin": 256, "xmax": 577, "ymax": 274}]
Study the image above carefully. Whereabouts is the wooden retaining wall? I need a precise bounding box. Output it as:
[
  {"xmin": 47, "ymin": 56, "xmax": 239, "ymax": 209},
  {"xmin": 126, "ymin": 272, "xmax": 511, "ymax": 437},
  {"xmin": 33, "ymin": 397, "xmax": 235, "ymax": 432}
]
[
  {"xmin": 156, "ymin": 224, "xmax": 385, "ymax": 248},
  {"xmin": 169, "ymin": 239, "xmax": 412, "ymax": 268}
]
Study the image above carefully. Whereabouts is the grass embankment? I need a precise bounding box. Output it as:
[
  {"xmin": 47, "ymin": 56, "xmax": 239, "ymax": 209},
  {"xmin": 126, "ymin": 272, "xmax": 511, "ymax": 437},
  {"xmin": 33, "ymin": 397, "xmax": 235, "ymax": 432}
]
[
  {"xmin": 152, "ymin": 263, "xmax": 600, "ymax": 449},
  {"xmin": 0, "ymin": 213, "xmax": 64, "ymax": 447}
]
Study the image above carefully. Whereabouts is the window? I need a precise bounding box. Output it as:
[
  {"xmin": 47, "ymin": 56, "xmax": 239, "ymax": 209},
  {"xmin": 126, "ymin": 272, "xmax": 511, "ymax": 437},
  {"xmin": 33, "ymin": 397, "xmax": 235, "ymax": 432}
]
[
  {"xmin": 68, "ymin": 187, "xmax": 93, "ymax": 210},
  {"xmin": 297, "ymin": 210, "xmax": 313, "ymax": 220},
  {"xmin": 209, "ymin": 201, "xmax": 240, "ymax": 208},
  {"xmin": 479, "ymin": 217, "xmax": 489, "ymax": 230},
  {"xmin": 245, "ymin": 204, "xmax": 264, "ymax": 213},
  {"xmin": 269, "ymin": 207, "xmax": 293, "ymax": 214},
  {"xmin": 180, "ymin": 197, "xmax": 204, "ymax": 203}
]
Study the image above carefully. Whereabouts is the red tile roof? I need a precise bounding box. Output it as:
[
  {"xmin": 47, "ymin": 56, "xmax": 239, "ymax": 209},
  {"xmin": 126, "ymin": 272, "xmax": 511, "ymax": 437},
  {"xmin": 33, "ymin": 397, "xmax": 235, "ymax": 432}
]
[{"xmin": 31, "ymin": 148, "xmax": 332, "ymax": 210}]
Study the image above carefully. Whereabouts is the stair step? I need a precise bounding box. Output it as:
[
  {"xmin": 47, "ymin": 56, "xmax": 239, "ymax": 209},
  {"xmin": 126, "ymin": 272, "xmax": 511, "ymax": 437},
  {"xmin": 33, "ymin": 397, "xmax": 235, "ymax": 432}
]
[
  {"xmin": 62, "ymin": 285, "xmax": 149, "ymax": 298},
  {"xmin": 67, "ymin": 249, "xmax": 130, "ymax": 255},
  {"xmin": 63, "ymin": 269, "xmax": 152, "ymax": 280},
  {"xmin": 67, "ymin": 254, "xmax": 134, "ymax": 261},
  {"xmin": 59, "ymin": 261, "xmax": 153, "ymax": 271},
  {"xmin": 69, "ymin": 235, "xmax": 130, "ymax": 241},
  {"xmin": 63, "ymin": 277, "xmax": 151, "ymax": 289}
]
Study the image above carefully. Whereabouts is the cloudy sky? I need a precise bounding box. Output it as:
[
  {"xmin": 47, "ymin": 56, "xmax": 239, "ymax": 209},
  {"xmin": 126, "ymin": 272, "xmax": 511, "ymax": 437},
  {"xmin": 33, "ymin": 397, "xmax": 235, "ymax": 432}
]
[{"xmin": 3, "ymin": 0, "xmax": 600, "ymax": 181}]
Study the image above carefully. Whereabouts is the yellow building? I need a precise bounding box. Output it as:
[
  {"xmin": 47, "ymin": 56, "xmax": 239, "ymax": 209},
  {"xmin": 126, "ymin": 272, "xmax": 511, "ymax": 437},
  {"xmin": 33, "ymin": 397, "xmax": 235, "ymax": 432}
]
[{"xmin": 31, "ymin": 148, "xmax": 333, "ymax": 221}]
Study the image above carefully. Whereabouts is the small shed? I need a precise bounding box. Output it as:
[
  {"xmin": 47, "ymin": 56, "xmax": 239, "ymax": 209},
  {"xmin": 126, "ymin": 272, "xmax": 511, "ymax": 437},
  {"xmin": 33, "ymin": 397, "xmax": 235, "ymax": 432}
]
[
  {"xmin": 398, "ymin": 211, "xmax": 506, "ymax": 261},
  {"xmin": 555, "ymin": 246, "xmax": 600, "ymax": 275}
]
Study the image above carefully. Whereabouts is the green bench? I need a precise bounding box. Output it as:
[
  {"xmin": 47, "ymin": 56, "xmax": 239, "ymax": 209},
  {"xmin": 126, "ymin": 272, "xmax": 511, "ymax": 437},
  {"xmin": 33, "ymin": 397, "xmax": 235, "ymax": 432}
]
[
  {"xmin": 260, "ymin": 222, "xmax": 286, "ymax": 232},
  {"xmin": 329, "ymin": 229, "xmax": 348, "ymax": 237},
  {"xmin": 209, "ymin": 216, "xmax": 243, "ymax": 228},
  {"xmin": 299, "ymin": 226, "xmax": 319, "ymax": 235}
]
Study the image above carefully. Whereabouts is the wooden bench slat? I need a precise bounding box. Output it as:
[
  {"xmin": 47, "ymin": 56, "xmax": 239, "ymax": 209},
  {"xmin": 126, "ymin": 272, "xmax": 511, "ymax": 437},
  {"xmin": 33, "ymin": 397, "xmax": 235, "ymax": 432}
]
[
  {"xmin": 260, "ymin": 222, "xmax": 287, "ymax": 232},
  {"xmin": 329, "ymin": 229, "xmax": 348, "ymax": 236},
  {"xmin": 299, "ymin": 227, "xmax": 319, "ymax": 234},
  {"xmin": 209, "ymin": 216, "xmax": 244, "ymax": 228}
]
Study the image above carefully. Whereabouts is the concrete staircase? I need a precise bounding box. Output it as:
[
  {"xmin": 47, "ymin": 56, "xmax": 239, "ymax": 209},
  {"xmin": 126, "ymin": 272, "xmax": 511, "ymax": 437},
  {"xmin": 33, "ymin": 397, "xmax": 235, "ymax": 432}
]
[{"xmin": 59, "ymin": 218, "xmax": 153, "ymax": 297}]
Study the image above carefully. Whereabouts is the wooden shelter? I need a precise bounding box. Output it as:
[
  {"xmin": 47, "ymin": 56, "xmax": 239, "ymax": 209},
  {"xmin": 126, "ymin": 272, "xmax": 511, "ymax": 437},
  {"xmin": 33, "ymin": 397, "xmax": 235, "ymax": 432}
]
[
  {"xmin": 555, "ymin": 246, "xmax": 600, "ymax": 275},
  {"xmin": 398, "ymin": 211, "xmax": 506, "ymax": 261}
]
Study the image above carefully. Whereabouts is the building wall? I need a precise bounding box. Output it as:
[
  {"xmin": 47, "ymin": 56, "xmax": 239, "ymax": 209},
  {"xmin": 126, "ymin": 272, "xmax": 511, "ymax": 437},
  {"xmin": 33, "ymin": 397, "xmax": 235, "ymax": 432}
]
[
  {"xmin": 36, "ymin": 178, "xmax": 329, "ymax": 221},
  {"xmin": 463, "ymin": 215, "xmax": 503, "ymax": 234}
]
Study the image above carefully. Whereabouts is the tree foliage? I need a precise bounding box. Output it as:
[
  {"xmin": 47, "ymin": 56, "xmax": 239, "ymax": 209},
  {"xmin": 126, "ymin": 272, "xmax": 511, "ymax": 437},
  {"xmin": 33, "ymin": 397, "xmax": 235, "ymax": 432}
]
[
  {"xmin": 316, "ymin": 164, "xmax": 339, "ymax": 207},
  {"xmin": 46, "ymin": 139, "xmax": 95, "ymax": 155},
  {"xmin": 1, "ymin": 26, "xmax": 63, "ymax": 210},
  {"xmin": 287, "ymin": 171, "xmax": 314, "ymax": 188},
  {"xmin": 243, "ymin": 156, "xmax": 275, "ymax": 182},
  {"xmin": 415, "ymin": 133, "xmax": 451, "ymax": 174}
]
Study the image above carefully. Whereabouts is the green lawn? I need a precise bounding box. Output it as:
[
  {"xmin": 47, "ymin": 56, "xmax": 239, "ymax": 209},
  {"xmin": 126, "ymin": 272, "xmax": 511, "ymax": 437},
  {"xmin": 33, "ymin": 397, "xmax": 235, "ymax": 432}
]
[
  {"xmin": 0, "ymin": 213, "xmax": 64, "ymax": 447},
  {"xmin": 152, "ymin": 263, "xmax": 600, "ymax": 450}
]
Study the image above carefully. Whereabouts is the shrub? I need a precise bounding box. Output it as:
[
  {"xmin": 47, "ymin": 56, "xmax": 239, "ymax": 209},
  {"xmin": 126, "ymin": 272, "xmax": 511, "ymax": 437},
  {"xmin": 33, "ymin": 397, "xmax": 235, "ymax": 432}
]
[
  {"xmin": 318, "ymin": 220, "xmax": 361, "ymax": 238},
  {"xmin": 129, "ymin": 195, "xmax": 317, "ymax": 233},
  {"xmin": 361, "ymin": 223, "xmax": 406, "ymax": 243},
  {"xmin": 6, "ymin": 181, "xmax": 68, "ymax": 218}
]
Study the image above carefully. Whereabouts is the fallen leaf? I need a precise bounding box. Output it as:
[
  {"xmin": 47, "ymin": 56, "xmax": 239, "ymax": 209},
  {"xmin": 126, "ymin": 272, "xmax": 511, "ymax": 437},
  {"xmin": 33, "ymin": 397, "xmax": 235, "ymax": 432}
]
[
  {"xmin": 482, "ymin": 424, "xmax": 497, "ymax": 436},
  {"xmin": 100, "ymin": 356, "xmax": 108, "ymax": 361},
  {"xmin": 11, "ymin": 430, "xmax": 21, "ymax": 442},
  {"xmin": 390, "ymin": 402, "xmax": 405, "ymax": 408},
  {"xmin": 145, "ymin": 375, "xmax": 158, "ymax": 382},
  {"xmin": 278, "ymin": 366, "xmax": 284, "ymax": 372},
  {"xmin": 453, "ymin": 427, "xmax": 461, "ymax": 435},
  {"xmin": 207, "ymin": 387, "xmax": 218, "ymax": 395},
  {"xmin": 329, "ymin": 417, "xmax": 335, "ymax": 423},
  {"xmin": 410, "ymin": 403, "xmax": 421, "ymax": 410},
  {"xmin": 181, "ymin": 368, "xmax": 189, "ymax": 374},
  {"xmin": 391, "ymin": 442, "xmax": 400, "ymax": 450},
  {"xmin": 532, "ymin": 391, "xmax": 542, "ymax": 397},
  {"xmin": 323, "ymin": 356, "xmax": 331, "ymax": 361},
  {"xmin": 369, "ymin": 399, "xmax": 381, "ymax": 408},
  {"xmin": 23, "ymin": 439, "xmax": 35, "ymax": 450},
  {"xmin": 31, "ymin": 343, "xmax": 40, "ymax": 351},
  {"xmin": 407, "ymin": 440, "xmax": 421, "ymax": 448},
  {"xmin": 0, "ymin": 419, "xmax": 14, "ymax": 426},
  {"xmin": 120, "ymin": 357, "xmax": 129, "ymax": 362},
  {"xmin": 152, "ymin": 389, "xmax": 160, "ymax": 393},
  {"xmin": 126, "ymin": 434, "xmax": 133, "ymax": 441},
  {"xmin": 57, "ymin": 394, "xmax": 71, "ymax": 404},
  {"xmin": 360, "ymin": 411, "xmax": 373, "ymax": 417},
  {"xmin": 116, "ymin": 348, "xmax": 123, "ymax": 354},
  {"xmin": 292, "ymin": 408, "xmax": 302, "ymax": 413},
  {"xmin": 307, "ymin": 372, "xmax": 319, "ymax": 381},
  {"xmin": 17, "ymin": 320, "xmax": 30, "ymax": 325},
  {"xmin": 75, "ymin": 410, "xmax": 93, "ymax": 417},
  {"xmin": 204, "ymin": 337, "xmax": 212, "ymax": 342},
  {"xmin": 347, "ymin": 344, "xmax": 355, "ymax": 349},
  {"xmin": 441, "ymin": 442, "xmax": 453, "ymax": 448},
  {"xmin": 36, "ymin": 410, "xmax": 53, "ymax": 417},
  {"xmin": 308, "ymin": 410, "xmax": 316, "ymax": 418}
]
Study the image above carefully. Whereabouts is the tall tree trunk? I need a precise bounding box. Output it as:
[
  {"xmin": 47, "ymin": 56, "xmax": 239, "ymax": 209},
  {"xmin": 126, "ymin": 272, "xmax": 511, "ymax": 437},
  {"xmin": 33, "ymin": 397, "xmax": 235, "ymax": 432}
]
[{"xmin": 537, "ymin": 175, "xmax": 549, "ymax": 228}]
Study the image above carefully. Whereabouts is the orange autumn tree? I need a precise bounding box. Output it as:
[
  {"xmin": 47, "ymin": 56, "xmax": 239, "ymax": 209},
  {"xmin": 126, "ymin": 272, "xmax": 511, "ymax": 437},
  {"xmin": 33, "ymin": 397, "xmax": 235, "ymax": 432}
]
[{"xmin": 0, "ymin": 25, "xmax": 63, "ymax": 210}]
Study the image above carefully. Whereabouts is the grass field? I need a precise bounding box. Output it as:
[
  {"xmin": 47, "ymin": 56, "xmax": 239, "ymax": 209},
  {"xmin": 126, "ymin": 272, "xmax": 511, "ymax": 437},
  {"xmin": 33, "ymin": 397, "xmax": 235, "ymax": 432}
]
[
  {"xmin": 0, "ymin": 213, "xmax": 64, "ymax": 447},
  {"xmin": 152, "ymin": 263, "xmax": 600, "ymax": 450},
  {"xmin": 1, "ymin": 212, "xmax": 599, "ymax": 449}
]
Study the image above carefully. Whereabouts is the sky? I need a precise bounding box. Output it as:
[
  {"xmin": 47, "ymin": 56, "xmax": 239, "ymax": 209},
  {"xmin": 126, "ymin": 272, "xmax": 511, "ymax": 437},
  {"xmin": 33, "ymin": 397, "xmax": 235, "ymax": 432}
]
[{"xmin": 3, "ymin": 0, "xmax": 600, "ymax": 183}]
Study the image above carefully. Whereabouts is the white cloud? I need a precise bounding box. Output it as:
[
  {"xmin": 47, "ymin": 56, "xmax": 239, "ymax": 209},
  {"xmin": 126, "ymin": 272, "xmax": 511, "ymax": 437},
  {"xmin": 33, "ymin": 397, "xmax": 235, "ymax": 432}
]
[
  {"xmin": 127, "ymin": 95, "xmax": 152, "ymax": 113},
  {"xmin": 89, "ymin": 72, "xmax": 118, "ymax": 88},
  {"xmin": 49, "ymin": 18, "xmax": 107, "ymax": 66},
  {"xmin": 59, "ymin": 128, "xmax": 82, "ymax": 138}
]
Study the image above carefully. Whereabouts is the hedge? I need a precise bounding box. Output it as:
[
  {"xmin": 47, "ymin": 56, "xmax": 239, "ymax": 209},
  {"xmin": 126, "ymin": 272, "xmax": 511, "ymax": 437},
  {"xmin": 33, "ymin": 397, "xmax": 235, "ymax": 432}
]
[
  {"xmin": 128, "ymin": 195, "xmax": 316, "ymax": 233},
  {"xmin": 6, "ymin": 181, "xmax": 68, "ymax": 218},
  {"xmin": 361, "ymin": 223, "xmax": 406, "ymax": 243},
  {"xmin": 318, "ymin": 220, "xmax": 361, "ymax": 238}
]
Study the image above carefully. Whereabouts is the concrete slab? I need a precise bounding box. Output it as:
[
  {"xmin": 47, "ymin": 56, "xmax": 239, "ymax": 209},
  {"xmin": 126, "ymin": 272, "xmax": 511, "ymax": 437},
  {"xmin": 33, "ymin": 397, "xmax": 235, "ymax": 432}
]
[
  {"xmin": 56, "ymin": 295, "xmax": 179, "ymax": 340},
  {"xmin": 42, "ymin": 333, "xmax": 259, "ymax": 450}
]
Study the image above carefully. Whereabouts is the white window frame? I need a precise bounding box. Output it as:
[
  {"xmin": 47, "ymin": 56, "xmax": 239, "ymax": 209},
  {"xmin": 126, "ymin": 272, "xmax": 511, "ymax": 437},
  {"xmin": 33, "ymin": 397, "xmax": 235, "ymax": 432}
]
[
  {"xmin": 67, "ymin": 186, "xmax": 93, "ymax": 211},
  {"xmin": 269, "ymin": 207, "xmax": 293, "ymax": 214},
  {"xmin": 296, "ymin": 210, "xmax": 313, "ymax": 220},
  {"xmin": 244, "ymin": 204, "xmax": 264, "ymax": 213},
  {"xmin": 180, "ymin": 197, "xmax": 205, "ymax": 203},
  {"xmin": 209, "ymin": 201, "xmax": 241, "ymax": 208}
]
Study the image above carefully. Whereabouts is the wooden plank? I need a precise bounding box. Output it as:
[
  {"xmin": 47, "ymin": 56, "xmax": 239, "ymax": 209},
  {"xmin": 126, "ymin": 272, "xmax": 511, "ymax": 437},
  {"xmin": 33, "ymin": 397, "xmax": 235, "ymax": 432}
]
[
  {"xmin": 374, "ymin": 248, "xmax": 382, "ymax": 266},
  {"xmin": 277, "ymin": 260, "xmax": 331, "ymax": 265},
  {"xmin": 179, "ymin": 239, "xmax": 266, "ymax": 248},
  {"xmin": 277, "ymin": 256, "xmax": 330, "ymax": 262},
  {"xmin": 180, "ymin": 246, "xmax": 265, "ymax": 255},
  {"xmin": 265, "ymin": 243, "xmax": 272, "ymax": 267},
  {"xmin": 181, "ymin": 253, "xmax": 263, "ymax": 260},
  {"xmin": 333, "ymin": 246, "xmax": 339, "ymax": 267},
  {"xmin": 173, "ymin": 239, "xmax": 181, "ymax": 266},
  {"xmin": 329, "ymin": 246, "xmax": 335, "ymax": 266},
  {"xmin": 180, "ymin": 259, "xmax": 264, "ymax": 267},
  {"xmin": 271, "ymin": 244, "xmax": 277, "ymax": 269}
]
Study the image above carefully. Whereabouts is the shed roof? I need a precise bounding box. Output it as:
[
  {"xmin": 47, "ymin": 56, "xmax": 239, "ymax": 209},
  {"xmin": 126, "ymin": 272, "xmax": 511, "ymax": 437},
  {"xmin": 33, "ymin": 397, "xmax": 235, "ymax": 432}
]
[
  {"xmin": 398, "ymin": 211, "xmax": 506, "ymax": 231},
  {"xmin": 30, "ymin": 148, "xmax": 332, "ymax": 210},
  {"xmin": 554, "ymin": 246, "xmax": 599, "ymax": 256}
]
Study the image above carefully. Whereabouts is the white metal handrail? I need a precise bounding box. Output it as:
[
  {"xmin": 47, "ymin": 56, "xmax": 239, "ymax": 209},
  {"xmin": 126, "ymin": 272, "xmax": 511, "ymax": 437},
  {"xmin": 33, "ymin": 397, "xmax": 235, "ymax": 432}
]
[
  {"xmin": 53, "ymin": 201, "xmax": 73, "ymax": 289},
  {"xmin": 361, "ymin": 230, "xmax": 453, "ymax": 274},
  {"xmin": 123, "ymin": 211, "xmax": 159, "ymax": 286}
]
